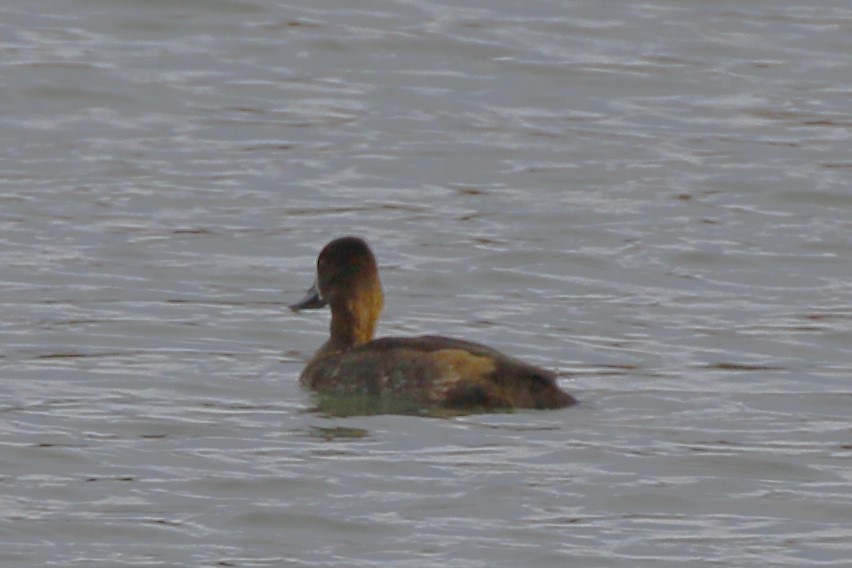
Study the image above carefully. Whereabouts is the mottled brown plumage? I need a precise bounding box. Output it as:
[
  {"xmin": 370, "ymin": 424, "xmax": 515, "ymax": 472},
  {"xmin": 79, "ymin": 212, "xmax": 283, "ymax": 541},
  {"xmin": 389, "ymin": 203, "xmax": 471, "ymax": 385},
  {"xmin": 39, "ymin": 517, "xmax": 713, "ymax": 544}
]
[{"xmin": 291, "ymin": 237, "xmax": 575, "ymax": 412}]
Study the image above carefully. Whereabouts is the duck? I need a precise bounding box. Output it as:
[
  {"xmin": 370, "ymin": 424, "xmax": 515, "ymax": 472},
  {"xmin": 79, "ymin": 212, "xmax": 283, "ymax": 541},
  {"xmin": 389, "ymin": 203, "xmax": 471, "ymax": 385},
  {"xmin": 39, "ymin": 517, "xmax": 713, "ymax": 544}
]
[{"xmin": 290, "ymin": 236, "xmax": 576, "ymax": 413}]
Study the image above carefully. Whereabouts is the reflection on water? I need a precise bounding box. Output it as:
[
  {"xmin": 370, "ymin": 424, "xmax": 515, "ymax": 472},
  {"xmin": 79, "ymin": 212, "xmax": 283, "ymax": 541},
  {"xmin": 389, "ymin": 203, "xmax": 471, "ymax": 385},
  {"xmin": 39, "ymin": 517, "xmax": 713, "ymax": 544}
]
[
  {"xmin": 307, "ymin": 391, "xmax": 529, "ymax": 418},
  {"xmin": 2, "ymin": 0, "xmax": 852, "ymax": 566},
  {"xmin": 307, "ymin": 425, "xmax": 371, "ymax": 442}
]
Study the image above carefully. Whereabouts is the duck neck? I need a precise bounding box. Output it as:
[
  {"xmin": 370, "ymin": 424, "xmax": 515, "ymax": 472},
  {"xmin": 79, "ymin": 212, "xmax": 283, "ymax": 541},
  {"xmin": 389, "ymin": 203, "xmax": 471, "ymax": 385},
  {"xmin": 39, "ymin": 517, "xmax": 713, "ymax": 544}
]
[{"xmin": 326, "ymin": 295, "xmax": 382, "ymax": 353}]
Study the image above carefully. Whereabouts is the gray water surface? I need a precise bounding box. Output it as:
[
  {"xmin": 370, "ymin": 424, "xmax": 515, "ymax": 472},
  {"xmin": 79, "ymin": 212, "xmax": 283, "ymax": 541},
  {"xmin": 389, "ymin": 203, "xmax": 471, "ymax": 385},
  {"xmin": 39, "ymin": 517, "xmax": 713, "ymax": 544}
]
[{"xmin": 2, "ymin": 0, "xmax": 851, "ymax": 566}]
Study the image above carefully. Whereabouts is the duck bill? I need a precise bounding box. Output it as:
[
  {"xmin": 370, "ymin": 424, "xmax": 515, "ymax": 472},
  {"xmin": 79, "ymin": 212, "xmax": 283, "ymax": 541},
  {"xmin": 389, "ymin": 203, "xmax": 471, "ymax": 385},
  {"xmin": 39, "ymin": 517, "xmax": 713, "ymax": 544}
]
[{"xmin": 289, "ymin": 281, "xmax": 327, "ymax": 312}]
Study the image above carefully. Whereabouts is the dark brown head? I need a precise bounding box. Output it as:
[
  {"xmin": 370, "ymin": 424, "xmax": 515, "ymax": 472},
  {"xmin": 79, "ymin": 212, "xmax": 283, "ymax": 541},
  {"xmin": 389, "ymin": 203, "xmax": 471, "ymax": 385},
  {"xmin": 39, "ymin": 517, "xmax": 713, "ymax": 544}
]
[{"xmin": 291, "ymin": 237, "xmax": 384, "ymax": 349}]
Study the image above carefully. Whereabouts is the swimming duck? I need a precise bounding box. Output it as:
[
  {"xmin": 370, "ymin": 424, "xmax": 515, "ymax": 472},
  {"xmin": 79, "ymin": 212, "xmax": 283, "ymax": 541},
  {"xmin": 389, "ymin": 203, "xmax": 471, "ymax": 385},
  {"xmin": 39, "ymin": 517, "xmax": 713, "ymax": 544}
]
[{"xmin": 290, "ymin": 236, "xmax": 576, "ymax": 412}]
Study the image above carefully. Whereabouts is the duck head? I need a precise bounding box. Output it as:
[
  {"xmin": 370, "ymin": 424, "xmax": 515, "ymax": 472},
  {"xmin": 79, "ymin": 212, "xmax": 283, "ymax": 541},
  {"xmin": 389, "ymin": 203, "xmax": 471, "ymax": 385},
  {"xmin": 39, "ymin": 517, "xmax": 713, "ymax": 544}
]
[{"xmin": 290, "ymin": 236, "xmax": 385, "ymax": 350}]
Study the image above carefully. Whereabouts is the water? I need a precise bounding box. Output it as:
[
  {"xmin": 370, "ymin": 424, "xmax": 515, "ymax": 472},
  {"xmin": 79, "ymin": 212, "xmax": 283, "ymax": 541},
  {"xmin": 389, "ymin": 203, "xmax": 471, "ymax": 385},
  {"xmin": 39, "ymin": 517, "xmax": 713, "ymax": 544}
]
[{"xmin": 2, "ymin": 0, "xmax": 851, "ymax": 566}]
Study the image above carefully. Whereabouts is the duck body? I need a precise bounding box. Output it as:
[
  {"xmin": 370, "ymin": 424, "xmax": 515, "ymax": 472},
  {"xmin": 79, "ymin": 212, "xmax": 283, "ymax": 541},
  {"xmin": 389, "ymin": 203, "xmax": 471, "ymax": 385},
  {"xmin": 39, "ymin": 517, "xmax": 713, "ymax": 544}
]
[
  {"xmin": 301, "ymin": 335, "xmax": 574, "ymax": 410},
  {"xmin": 291, "ymin": 237, "xmax": 576, "ymax": 412}
]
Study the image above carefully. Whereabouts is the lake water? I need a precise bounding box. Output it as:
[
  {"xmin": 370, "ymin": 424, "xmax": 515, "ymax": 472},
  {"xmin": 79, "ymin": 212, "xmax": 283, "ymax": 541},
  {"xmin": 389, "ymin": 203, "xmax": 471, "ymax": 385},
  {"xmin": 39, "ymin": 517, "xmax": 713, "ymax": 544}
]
[{"xmin": 1, "ymin": 0, "xmax": 851, "ymax": 566}]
